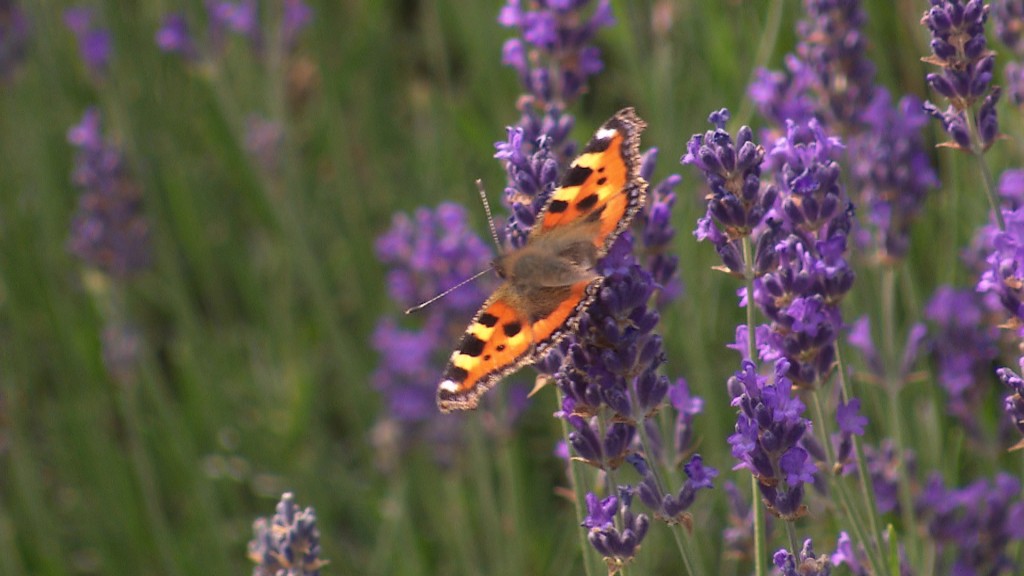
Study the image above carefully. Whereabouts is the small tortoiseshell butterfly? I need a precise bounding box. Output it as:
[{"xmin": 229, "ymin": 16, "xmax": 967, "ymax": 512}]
[{"xmin": 437, "ymin": 108, "xmax": 648, "ymax": 412}]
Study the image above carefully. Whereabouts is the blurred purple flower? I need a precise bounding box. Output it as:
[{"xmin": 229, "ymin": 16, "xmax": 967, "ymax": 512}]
[
  {"xmin": 283, "ymin": 0, "xmax": 313, "ymax": 48},
  {"xmin": 155, "ymin": 13, "xmax": 196, "ymax": 58},
  {"xmin": 0, "ymin": 0, "xmax": 29, "ymax": 79},
  {"xmin": 849, "ymin": 90, "xmax": 939, "ymax": 261},
  {"xmin": 795, "ymin": 0, "xmax": 876, "ymax": 128},
  {"xmin": 498, "ymin": 0, "xmax": 613, "ymax": 105},
  {"xmin": 63, "ymin": 7, "xmax": 111, "ymax": 74},
  {"xmin": 67, "ymin": 108, "xmax": 151, "ymax": 278},
  {"xmin": 993, "ymin": 0, "xmax": 1024, "ymax": 54},
  {"xmin": 753, "ymin": 0, "xmax": 937, "ymax": 264},
  {"xmin": 924, "ymin": 285, "xmax": 999, "ymax": 434},
  {"xmin": 371, "ymin": 204, "xmax": 494, "ymax": 454},
  {"xmin": 248, "ymin": 492, "xmax": 325, "ymax": 576},
  {"xmin": 918, "ymin": 472, "xmax": 1024, "ymax": 575}
]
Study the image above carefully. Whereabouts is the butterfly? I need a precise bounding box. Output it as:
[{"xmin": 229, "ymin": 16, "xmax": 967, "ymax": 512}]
[{"xmin": 436, "ymin": 108, "xmax": 648, "ymax": 412}]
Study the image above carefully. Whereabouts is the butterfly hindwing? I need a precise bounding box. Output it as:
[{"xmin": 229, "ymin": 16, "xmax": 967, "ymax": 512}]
[
  {"xmin": 436, "ymin": 279, "xmax": 596, "ymax": 412},
  {"xmin": 535, "ymin": 107, "xmax": 647, "ymax": 255}
]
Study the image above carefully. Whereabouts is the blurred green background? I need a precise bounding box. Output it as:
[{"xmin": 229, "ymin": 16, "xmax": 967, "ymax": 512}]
[{"xmin": 0, "ymin": 0, "xmax": 1015, "ymax": 574}]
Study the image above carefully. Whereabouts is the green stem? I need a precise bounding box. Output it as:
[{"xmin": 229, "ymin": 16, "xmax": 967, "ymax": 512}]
[
  {"xmin": 965, "ymin": 108, "xmax": 1005, "ymax": 230},
  {"xmin": 834, "ymin": 348, "xmax": 890, "ymax": 576},
  {"xmin": 879, "ymin": 267, "xmax": 921, "ymax": 566},
  {"xmin": 557, "ymin": 390, "xmax": 602, "ymax": 576},
  {"xmin": 741, "ymin": 237, "xmax": 767, "ymax": 576},
  {"xmin": 634, "ymin": 416, "xmax": 697, "ymax": 575}
]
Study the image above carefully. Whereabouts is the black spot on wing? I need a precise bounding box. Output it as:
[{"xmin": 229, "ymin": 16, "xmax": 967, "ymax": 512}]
[
  {"xmin": 460, "ymin": 335, "xmax": 486, "ymax": 357},
  {"xmin": 584, "ymin": 134, "xmax": 614, "ymax": 153},
  {"xmin": 562, "ymin": 165, "xmax": 593, "ymax": 187},
  {"xmin": 503, "ymin": 321, "xmax": 522, "ymax": 337},
  {"xmin": 576, "ymin": 194, "xmax": 599, "ymax": 211},
  {"xmin": 496, "ymin": 344, "xmax": 506, "ymax": 352},
  {"xmin": 584, "ymin": 203, "xmax": 606, "ymax": 223},
  {"xmin": 548, "ymin": 199, "xmax": 569, "ymax": 214},
  {"xmin": 478, "ymin": 313, "xmax": 499, "ymax": 327},
  {"xmin": 597, "ymin": 177, "xmax": 607, "ymax": 186},
  {"xmin": 445, "ymin": 365, "xmax": 469, "ymax": 383}
]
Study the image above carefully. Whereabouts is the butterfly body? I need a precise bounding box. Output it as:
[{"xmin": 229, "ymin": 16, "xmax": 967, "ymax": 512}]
[{"xmin": 437, "ymin": 108, "xmax": 648, "ymax": 412}]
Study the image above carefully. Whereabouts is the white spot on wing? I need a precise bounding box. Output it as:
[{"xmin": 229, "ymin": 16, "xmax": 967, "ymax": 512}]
[
  {"xmin": 595, "ymin": 127, "xmax": 617, "ymax": 140},
  {"xmin": 440, "ymin": 380, "xmax": 460, "ymax": 393}
]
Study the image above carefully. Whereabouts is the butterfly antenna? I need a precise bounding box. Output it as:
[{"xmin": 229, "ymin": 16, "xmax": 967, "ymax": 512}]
[
  {"xmin": 404, "ymin": 267, "xmax": 493, "ymax": 314},
  {"xmin": 476, "ymin": 179, "xmax": 503, "ymax": 251}
]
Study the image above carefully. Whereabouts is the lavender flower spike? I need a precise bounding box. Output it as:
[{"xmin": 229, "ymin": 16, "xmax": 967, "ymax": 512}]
[
  {"xmin": 248, "ymin": 492, "xmax": 327, "ymax": 576},
  {"xmin": 728, "ymin": 359, "xmax": 816, "ymax": 520},
  {"xmin": 683, "ymin": 108, "xmax": 777, "ymax": 276},
  {"xmin": 67, "ymin": 108, "xmax": 151, "ymax": 278},
  {"xmin": 774, "ymin": 539, "xmax": 831, "ymax": 576},
  {"xmin": 583, "ymin": 486, "xmax": 650, "ymax": 573},
  {"xmin": 996, "ymin": 358, "xmax": 1024, "ymax": 450},
  {"xmin": 921, "ymin": 0, "xmax": 1001, "ymax": 150}
]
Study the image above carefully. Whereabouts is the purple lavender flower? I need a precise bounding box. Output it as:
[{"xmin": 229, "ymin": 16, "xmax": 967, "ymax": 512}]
[
  {"xmin": 768, "ymin": 118, "xmax": 845, "ymax": 233},
  {"xmin": 924, "ymin": 285, "xmax": 999, "ymax": 434},
  {"xmin": 633, "ymin": 453, "xmax": 717, "ymax": 526},
  {"xmin": 498, "ymin": 0, "xmax": 613, "ymax": 106},
  {"xmin": 995, "ymin": 1, "xmax": 1024, "ymax": 104},
  {"xmin": 921, "ymin": 0, "xmax": 1000, "ymax": 150},
  {"xmin": 155, "ymin": 13, "xmax": 196, "ymax": 58},
  {"xmin": 283, "ymin": 0, "xmax": 313, "ymax": 48},
  {"xmin": 996, "ymin": 359, "xmax": 1024, "ymax": 449},
  {"xmin": 682, "ymin": 109, "xmax": 778, "ymax": 277},
  {"xmin": 371, "ymin": 204, "xmax": 493, "ymax": 450},
  {"xmin": 749, "ymin": 61, "xmax": 818, "ymax": 130},
  {"xmin": 728, "ymin": 359, "xmax": 816, "ymax": 520},
  {"xmin": 994, "ymin": 0, "xmax": 1024, "ymax": 53},
  {"xmin": 773, "ymin": 539, "xmax": 831, "ymax": 576},
  {"xmin": 582, "ymin": 486, "xmax": 650, "ymax": 570},
  {"xmin": 668, "ymin": 377, "xmax": 702, "ymax": 461},
  {"xmin": 63, "ymin": 7, "xmax": 111, "ymax": 74},
  {"xmin": 917, "ymin": 472, "xmax": 1024, "ymax": 575},
  {"xmin": 977, "ymin": 204, "xmax": 1024, "ymax": 325},
  {"xmin": 67, "ymin": 108, "xmax": 151, "ymax": 278},
  {"xmin": 495, "ymin": 0, "xmax": 615, "ymax": 248},
  {"xmin": 756, "ymin": 119, "xmax": 854, "ymax": 386},
  {"xmin": 830, "ymin": 532, "xmax": 864, "ymax": 574},
  {"xmin": 856, "ymin": 439, "xmax": 913, "ymax": 515},
  {"xmin": 849, "ymin": 90, "xmax": 939, "ymax": 261},
  {"xmin": 795, "ymin": 0, "xmax": 876, "ymax": 128},
  {"xmin": 637, "ymin": 149, "xmax": 684, "ymax": 300},
  {"xmin": 248, "ymin": 492, "xmax": 326, "ymax": 576},
  {"xmin": 0, "ymin": 0, "xmax": 29, "ymax": 79},
  {"xmin": 555, "ymin": 258, "xmax": 665, "ymax": 469}
]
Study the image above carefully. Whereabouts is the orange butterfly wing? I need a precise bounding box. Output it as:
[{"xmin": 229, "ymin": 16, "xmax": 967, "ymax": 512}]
[
  {"xmin": 436, "ymin": 108, "xmax": 648, "ymax": 412},
  {"xmin": 535, "ymin": 107, "xmax": 647, "ymax": 255},
  {"xmin": 437, "ymin": 280, "xmax": 594, "ymax": 412}
]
